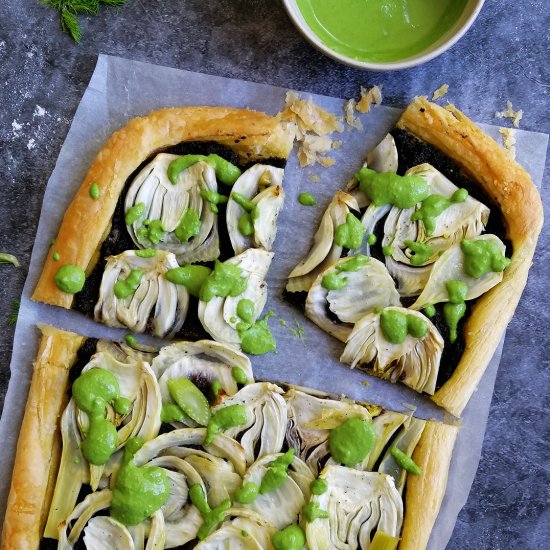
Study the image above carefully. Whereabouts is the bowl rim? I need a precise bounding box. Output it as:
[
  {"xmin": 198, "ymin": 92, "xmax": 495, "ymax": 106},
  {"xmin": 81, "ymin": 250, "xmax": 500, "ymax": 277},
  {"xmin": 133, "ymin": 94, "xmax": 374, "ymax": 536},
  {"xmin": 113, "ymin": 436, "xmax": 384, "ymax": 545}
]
[{"xmin": 281, "ymin": 0, "xmax": 486, "ymax": 71}]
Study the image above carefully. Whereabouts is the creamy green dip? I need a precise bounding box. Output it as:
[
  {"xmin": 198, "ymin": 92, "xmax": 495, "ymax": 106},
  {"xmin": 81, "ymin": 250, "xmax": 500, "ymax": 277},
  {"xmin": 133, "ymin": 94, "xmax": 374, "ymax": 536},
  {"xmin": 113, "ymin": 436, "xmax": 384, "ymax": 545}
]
[{"xmin": 296, "ymin": 0, "xmax": 468, "ymax": 63}]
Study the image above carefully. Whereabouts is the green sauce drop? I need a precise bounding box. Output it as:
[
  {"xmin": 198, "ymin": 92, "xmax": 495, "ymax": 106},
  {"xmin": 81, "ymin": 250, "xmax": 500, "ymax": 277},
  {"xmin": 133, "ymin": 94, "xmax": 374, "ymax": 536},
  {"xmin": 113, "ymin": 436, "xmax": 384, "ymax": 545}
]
[
  {"xmin": 168, "ymin": 154, "xmax": 242, "ymax": 186},
  {"xmin": 237, "ymin": 298, "xmax": 256, "ymax": 324},
  {"xmin": 260, "ymin": 449, "xmax": 295, "ymax": 494},
  {"xmin": 211, "ymin": 379, "xmax": 222, "ymax": 398},
  {"xmin": 310, "ymin": 478, "xmax": 328, "ymax": 495},
  {"xmin": 334, "ymin": 212, "xmax": 366, "ymax": 249},
  {"xmin": 238, "ymin": 213, "xmax": 255, "ymax": 236},
  {"xmin": 382, "ymin": 244, "xmax": 394, "ymax": 256},
  {"xmin": 140, "ymin": 219, "xmax": 165, "ymax": 244},
  {"xmin": 89, "ymin": 183, "xmax": 100, "ymax": 200},
  {"xmin": 200, "ymin": 189, "xmax": 228, "ymax": 214},
  {"xmin": 335, "ymin": 254, "xmax": 369, "ymax": 272},
  {"xmin": 390, "ymin": 446, "xmax": 422, "ymax": 476},
  {"xmin": 303, "ymin": 502, "xmax": 329, "ymax": 522},
  {"xmin": 380, "ymin": 309, "xmax": 428, "ymax": 343},
  {"xmin": 135, "ymin": 248, "xmax": 157, "ymax": 258},
  {"xmin": 461, "ymin": 239, "xmax": 511, "ymax": 279},
  {"xmin": 406, "ymin": 315, "xmax": 429, "ymax": 339},
  {"xmin": 329, "ymin": 417, "xmax": 376, "ymax": 466},
  {"xmin": 52, "ymin": 252, "xmax": 60, "ymax": 262},
  {"xmin": 231, "ymin": 366, "xmax": 248, "ymax": 385},
  {"xmin": 238, "ymin": 313, "xmax": 276, "ymax": 355},
  {"xmin": 124, "ymin": 334, "xmax": 137, "ymax": 347},
  {"xmin": 423, "ymin": 304, "xmax": 436, "ymax": 318},
  {"xmin": 114, "ymin": 269, "xmax": 143, "ymax": 299},
  {"xmin": 356, "ymin": 168, "xmax": 429, "ymax": 209},
  {"xmin": 234, "ymin": 482, "xmax": 259, "ymax": 504},
  {"xmin": 410, "ymin": 188, "xmax": 468, "ymax": 235},
  {"xmin": 54, "ymin": 265, "xmax": 85, "ymax": 294},
  {"xmin": 205, "ymin": 404, "xmax": 248, "ymax": 445},
  {"xmin": 404, "ymin": 240, "xmax": 434, "ymax": 266},
  {"xmin": 367, "ymin": 233, "xmax": 377, "ymax": 245},
  {"xmin": 272, "ymin": 524, "xmax": 306, "ymax": 550},
  {"xmin": 165, "ymin": 265, "xmax": 212, "ymax": 297},
  {"xmin": 444, "ymin": 280, "xmax": 468, "ymax": 343},
  {"xmin": 298, "ymin": 192, "xmax": 317, "ymax": 206},
  {"xmin": 189, "ymin": 484, "xmax": 232, "ymax": 540},
  {"xmin": 321, "ymin": 272, "xmax": 348, "ymax": 290},
  {"xmin": 200, "ymin": 260, "xmax": 247, "ymax": 302},
  {"xmin": 175, "ymin": 208, "xmax": 202, "ymax": 243},
  {"xmin": 111, "ymin": 437, "xmax": 170, "ymax": 526},
  {"xmin": 125, "ymin": 203, "xmax": 145, "ymax": 225}
]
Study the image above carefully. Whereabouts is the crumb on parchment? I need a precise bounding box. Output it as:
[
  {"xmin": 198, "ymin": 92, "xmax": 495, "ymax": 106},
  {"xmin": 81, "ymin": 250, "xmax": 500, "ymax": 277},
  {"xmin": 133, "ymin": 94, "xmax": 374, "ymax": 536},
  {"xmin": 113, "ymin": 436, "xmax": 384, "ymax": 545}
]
[
  {"xmin": 432, "ymin": 84, "xmax": 449, "ymax": 101},
  {"xmin": 499, "ymin": 127, "xmax": 517, "ymax": 159},
  {"xmin": 495, "ymin": 100, "xmax": 523, "ymax": 128},
  {"xmin": 356, "ymin": 85, "xmax": 383, "ymax": 113},
  {"xmin": 344, "ymin": 98, "xmax": 363, "ymax": 130},
  {"xmin": 309, "ymin": 174, "xmax": 320, "ymax": 183}
]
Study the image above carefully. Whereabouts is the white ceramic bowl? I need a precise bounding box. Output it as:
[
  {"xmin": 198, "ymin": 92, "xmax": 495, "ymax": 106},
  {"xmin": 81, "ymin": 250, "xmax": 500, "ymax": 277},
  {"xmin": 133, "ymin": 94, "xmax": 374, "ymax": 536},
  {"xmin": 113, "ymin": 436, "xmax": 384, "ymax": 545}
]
[{"xmin": 282, "ymin": 0, "xmax": 485, "ymax": 71}]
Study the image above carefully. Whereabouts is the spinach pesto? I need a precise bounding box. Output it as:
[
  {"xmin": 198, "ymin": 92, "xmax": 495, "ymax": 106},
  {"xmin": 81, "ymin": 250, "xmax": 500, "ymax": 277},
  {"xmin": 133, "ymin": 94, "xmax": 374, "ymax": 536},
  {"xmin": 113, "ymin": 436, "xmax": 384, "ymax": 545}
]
[
  {"xmin": 167, "ymin": 153, "xmax": 242, "ymax": 186},
  {"xmin": 54, "ymin": 264, "xmax": 86, "ymax": 294}
]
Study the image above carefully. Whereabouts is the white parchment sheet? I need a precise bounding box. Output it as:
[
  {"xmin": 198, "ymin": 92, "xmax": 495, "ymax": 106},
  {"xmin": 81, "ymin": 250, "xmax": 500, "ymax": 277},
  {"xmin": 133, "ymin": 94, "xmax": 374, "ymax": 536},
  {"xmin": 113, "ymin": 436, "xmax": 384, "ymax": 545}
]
[{"xmin": 0, "ymin": 54, "xmax": 547, "ymax": 548}]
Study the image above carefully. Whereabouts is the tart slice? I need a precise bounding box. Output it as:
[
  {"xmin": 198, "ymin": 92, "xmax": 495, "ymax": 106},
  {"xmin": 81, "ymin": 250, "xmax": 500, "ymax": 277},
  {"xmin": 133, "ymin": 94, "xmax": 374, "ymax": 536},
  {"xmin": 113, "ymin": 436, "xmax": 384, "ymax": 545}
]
[
  {"xmin": 287, "ymin": 97, "xmax": 543, "ymax": 416},
  {"xmin": 2, "ymin": 325, "xmax": 457, "ymax": 550}
]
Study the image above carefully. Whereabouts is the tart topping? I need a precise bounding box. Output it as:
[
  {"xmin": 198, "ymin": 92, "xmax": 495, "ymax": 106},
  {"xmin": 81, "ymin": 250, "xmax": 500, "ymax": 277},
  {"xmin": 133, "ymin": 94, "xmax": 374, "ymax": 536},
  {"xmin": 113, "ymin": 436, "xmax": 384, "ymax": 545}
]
[
  {"xmin": 329, "ymin": 417, "xmax": 376, "ymax": 466},
  {"xmin": 54, "ymin": 264, "xmax": 85, "ymax": 294}
]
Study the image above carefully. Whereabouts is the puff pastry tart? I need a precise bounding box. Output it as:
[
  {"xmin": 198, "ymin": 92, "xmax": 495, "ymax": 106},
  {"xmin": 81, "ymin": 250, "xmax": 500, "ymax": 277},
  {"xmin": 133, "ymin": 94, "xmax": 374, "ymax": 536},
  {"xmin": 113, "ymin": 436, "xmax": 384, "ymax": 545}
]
[
  {"xmin": 1, "ymin": 325, "xmax": 457, "ymax": 550},
  {"xmin": 32, "ymin": 107, "xmax": 294, "ymax": 347},
  {"xmin": 287, "ymin": 97, "xmax": 543, "ymax": 416}
]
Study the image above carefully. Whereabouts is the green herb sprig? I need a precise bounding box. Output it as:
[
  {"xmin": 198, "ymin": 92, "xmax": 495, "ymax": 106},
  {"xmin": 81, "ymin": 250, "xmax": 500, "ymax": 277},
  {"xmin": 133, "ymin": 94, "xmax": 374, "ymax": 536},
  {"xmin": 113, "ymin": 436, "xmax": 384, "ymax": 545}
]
[
  {"xmin": 40, "ymin": 0, "xmax": 128, "ymax": 43},
  {"xmin": 7, "ymin": 300, "xmax": 20, "ymax": 327}
]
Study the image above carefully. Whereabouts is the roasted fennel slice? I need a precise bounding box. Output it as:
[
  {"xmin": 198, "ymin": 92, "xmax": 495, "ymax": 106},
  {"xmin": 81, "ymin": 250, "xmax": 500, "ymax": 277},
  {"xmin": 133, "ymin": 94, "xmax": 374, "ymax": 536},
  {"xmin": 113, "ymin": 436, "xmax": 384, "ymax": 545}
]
[
  {"xmin": 95, "ymin": 250, "xmax": 189, "ymax": 338},
  {"xmin": 341, "ymin": 307, "xmax": 443, "ymax": 395},
  {"xmin": 287, "ymin": 191, "xmax": 360, "ymax": 293},
  {"xmin": 305, "ymin": 466, "xmax": 403, "ymax": 549},
  {"xmin": 227, "ymin": 164, "xmax": 285, "ymax": 255},
  {"xmin": 383, "ymin": 163, "xmax": 490, "ymax": 297},
  {"xmin": 125, "ymin": 154, "xmax": 220, "ymax": 264},
  {"xmin": 198, "ymin": 249, "xmax": 273, "ymax": 347},
  {"xmin": 305, "ymin": 256, "xmax": 401, "ymax": 342}
]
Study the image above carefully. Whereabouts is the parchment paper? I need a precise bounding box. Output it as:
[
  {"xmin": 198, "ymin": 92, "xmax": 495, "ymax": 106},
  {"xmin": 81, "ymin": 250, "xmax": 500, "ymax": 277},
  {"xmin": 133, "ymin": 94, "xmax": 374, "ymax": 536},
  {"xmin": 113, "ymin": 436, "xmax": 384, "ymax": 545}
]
[{"xmin": 0, "ymin": 54, "xmax": 547, "ymax": 548}]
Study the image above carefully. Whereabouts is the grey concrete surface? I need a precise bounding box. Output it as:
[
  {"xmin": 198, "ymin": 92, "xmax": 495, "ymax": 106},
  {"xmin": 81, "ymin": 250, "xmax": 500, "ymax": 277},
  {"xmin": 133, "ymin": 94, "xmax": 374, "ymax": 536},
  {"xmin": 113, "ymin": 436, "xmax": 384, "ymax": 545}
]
[{"xmin": 0, "ymin": 0, "xmax": 548, "ymax": 547}]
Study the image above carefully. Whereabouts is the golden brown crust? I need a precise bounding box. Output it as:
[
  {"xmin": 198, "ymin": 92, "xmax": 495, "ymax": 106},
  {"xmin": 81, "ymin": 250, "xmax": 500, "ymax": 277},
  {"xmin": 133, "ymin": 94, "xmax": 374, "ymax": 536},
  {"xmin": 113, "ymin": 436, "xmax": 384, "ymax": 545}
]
[
  {"xmin": 32, "ymin": 106, "xmax": 295, "ymax": 309},
  {"xmin": 399, "ymin": 421, "xmax": 459, "ymax": 550},
  {"xmin": 398, "ymin": 97, "xmax": 543, "ymax": 416},
  {"xmin": 1, "ymin": 326, "xmax": 85, "ymax": 550}
]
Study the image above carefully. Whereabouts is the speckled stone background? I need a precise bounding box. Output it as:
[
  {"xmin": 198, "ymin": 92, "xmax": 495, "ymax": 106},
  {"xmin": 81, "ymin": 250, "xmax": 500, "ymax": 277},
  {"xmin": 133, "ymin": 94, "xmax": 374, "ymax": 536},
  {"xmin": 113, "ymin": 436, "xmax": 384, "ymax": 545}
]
[{"xmin": 0, "ymin": 0, "xmax": 548, "ymax": 547}]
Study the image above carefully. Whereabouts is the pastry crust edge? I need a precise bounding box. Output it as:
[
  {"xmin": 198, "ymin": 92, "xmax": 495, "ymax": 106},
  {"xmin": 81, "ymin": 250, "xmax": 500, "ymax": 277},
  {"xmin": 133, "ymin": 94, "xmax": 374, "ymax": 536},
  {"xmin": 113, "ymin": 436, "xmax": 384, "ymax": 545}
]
[
  {"xmin": 32, "ymin": 106, "xmax": 295, "ymax": 309},
  {"xmin": 397, "ymin": 97, "xmax": 543, "ymax": 416},
  {"xmin": 1, "ymin": 325, "xmax": 85, "ymax": 550},
  {"xmin": 400, "ymin": 421, "xmax": 459, "ymax": 550}
]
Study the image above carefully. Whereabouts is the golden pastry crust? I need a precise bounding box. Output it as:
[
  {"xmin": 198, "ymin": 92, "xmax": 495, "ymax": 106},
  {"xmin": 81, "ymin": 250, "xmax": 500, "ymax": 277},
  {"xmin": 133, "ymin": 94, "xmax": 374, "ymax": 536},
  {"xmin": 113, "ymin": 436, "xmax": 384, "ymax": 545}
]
[
  {"xmin": 397, "ymin": 97, "xmax": 543, "ymax": 416},
  {"xmin": 400, "ymin": 421, "xmax": 459, "ymax": 550},
  {"xmin": 1, "ymin": 326, "xmax": 85, "ymax": 550},
  {"xmin": 32, "ymin": 107, "xmax": 295, "ymax": 309}
]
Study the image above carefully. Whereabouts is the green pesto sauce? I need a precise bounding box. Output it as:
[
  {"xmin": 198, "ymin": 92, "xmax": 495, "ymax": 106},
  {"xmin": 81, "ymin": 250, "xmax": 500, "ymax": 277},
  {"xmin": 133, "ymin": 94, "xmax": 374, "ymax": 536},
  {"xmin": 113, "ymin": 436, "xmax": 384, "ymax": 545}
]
[
  {"xmin": 125, "ymin": 203, "xmax": 145, "ymax": 225},
  {"xmin": 175, "ymin": 208, "xmax": 202, "ymax": 243},
  {"xmin": 231, "ymin": 192, "xmax": 260, "ymax": 236},
  {"xmin": 200, "ymin": 260, "xmax": 247, "ymax": 302},
  {"xmin": 334, "ymin": 212, "xmax": 366, "ymax": 249},
  {"xmin": 461, "ymin": 239, "xmax": 511, "ymax": 279},
  {"xmin": 238, "ymin": 313, "xmax": 276, "ymax": 355},
  {"xmin": 303, "ymin": 502, "xmax": 329, "ymax": 522},
  {"xmin": 382, "ymin": 244, "xmax": 394, "ymax": 256},
  {"xmin": 114, "ymin": 269, "xmax": 143, "ymax": 299},
  {"xmin": 260, "ymin": 449, "xmax": 295, "ymax": 494},
  {"xmin": 135, "ymin": 248, "xmax": 157, "ymax": 258},
  {"xmin": 329, "ymin": 417, "xmax": 376, "ymax": 466},
  {"xmin": 272, "ymin": 524, "xmax": 306, "ymax": 550},
  {"xmin": 238, "ymin": 213, "xmax": 255, "ymax": 236},
  {"xmin": 411, "ymin": 188, "xmax": 468, "ymax": 235},
  {"xmin": 296, "ymin": 0, "xmax": 468, "ymax": 63},
  {"xmin": 423, "ymin": 304, "xmax": 436, "ymax": 318},
  {"xmin": 234, "ymin": 481, "xmax": 259, "ymax": 504},
  {"xmin": 89, "ymin": 183, "xmax": 100, "ymax": 200},
  {"xmin": 321, "ymin": 272, "xmax": 348, "ymax": 290},
  {"xmin": 54, "ymin": 265, "xmax": 85, "ymax": 294},
  {"xmin": 310, "ymin": 478, "xmax": 328, "ymax": 495},
  {"xmin": 380, "ymin": 309, "xmax": 429, "ymax": 344},
  {"xmin": 72, "ymin": 368, "xmax": 125, "ymax": 465},
  {"xmin": 231, "ymin": 191, "xmax": 257, "ymax": 214},
  {"xmin": 125, "ymin": 334, "xmax": 138, "ymax": 347},
  {"xmin": 205, "ymin": 404, "xmax": 248, "ymax": 446},
  {"xmin": 367, "ymin": 233, "xmax": 377, "ymax": 246},
  {"xmin": 237, "ymin": 298, "xmax": 256, "ymax": 324},
  {"xmin": 335, "ymin": 254, "xmax": 369, "ymax": 272},
  {"xmin": 165, "ymin": 265, "xmax": 212, "ymax": 297},
  {"xmin": 111, "ymin": 438, "xmax": 170, "ymax": 526},
  {"xmin": 140, "ymin": 219, "xmax": 165, "ymax": 244},
  {"xmin": 231, "ymin": 366, "xmax": 248, "ymax": 385},
  {"xmin": 404, "ymin": 240, "xmax": 434, "ymax": 266},
  {"xmin": 390, "ymin": 446, "xmax": 422, "ymax": 476},
  {"xmin": 356, "ymin": 168, "xmax": 429, "ymax": 208},
  {"xmin": 211, "ymin": 379, "xmax": 222, "ymax": 398},
  {"xmin": 189, "ymin": 484, "xmax": 232, "ymax": 540},
  {"xmin": 167, "ymin": 154, "xmax": 241, "ymax": 186},
  {"xmin": 167, "ymin": 377, "xmax": 211, "ymax": 426},
  {"xmin": 444, "ymin": 280, "xmax": 468, "ymax": 343},
  {"xmin": 160, "ymin": 402, "xmax": 186, "ymax": 423},
  {"xmin": 52, "ymin": 252, "xmax": 60, "ymax": 262},
  {"xmin": 200, "ymin": 189, "xmax": 228, "ymax": 214},
  {"xmin": 298, "ymin": 192, "xmax": 317, "ymax": 206}
]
